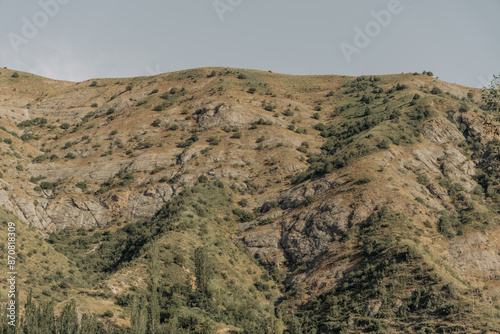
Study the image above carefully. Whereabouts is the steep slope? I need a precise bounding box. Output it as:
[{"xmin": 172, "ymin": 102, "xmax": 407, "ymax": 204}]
[{"xmin": 0, "ymin": 67, "xmax": 498, "ymax": 333}]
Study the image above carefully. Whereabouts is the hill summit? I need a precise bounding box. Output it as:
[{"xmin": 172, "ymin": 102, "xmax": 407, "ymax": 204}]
[{"xmin": 0, "ymin": 67, "xmax": 499, "ymax": 333}]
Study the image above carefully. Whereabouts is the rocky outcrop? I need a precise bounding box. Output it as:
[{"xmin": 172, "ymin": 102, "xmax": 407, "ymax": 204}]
[{"xmin": 422, "ymin": 117, "xmax": 465, "ymax": 145}]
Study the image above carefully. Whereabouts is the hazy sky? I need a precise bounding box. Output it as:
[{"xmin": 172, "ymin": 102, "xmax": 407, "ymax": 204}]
[{"xmin": 0, "ymin": 0, "xmax": 498, "ymax": 87}]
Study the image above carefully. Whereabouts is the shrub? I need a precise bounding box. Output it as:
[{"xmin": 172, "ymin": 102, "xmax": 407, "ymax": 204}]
[
  {"xmin": 237, "ymin": 73, "xmax": 247, "ymax": 80},
  {"xmin": 256, "ymin": 136, "xmax": 265, "ymax": 143},
  {"xmin": 431, "ymin": 87, "xmax": 443, "ymax": 94},
  {"xmin": 32, "ymin": 155, "xmax": 47, "ymax": 164},
  {"xmin": 303, "ymin": 195, "xmax": 316, "ymax": 206},
  {"xmin": 296, "ymin": 146, "xmax": 308, "ymax": 153},
  {"xmin": 378, "ymin": 139, "xmax": 390, "ymax": 149},
  {"xmin": 21, "ymin": 133, "xmax": 34, "ymax": 142},
  {"xmin": 247, "ymin": 87, "xmax": 256, "ymax": 94},
  {"xmin": 89, "ymin": 81, "xmax": 97, "ymax": 87},
  {"xmin": 417, "ymin": 174, "xmax": 429, "ymax": 185},
  {"xmin": 232, "ymin": 208, "xmax": 255, "ymax": 222},
  {"xmin": 4, "ymin": 138, "xmax": 12, "ymax": 144},
  {"xmin": 312, "ymin": 113, "xmax": 321, "ymax": 120},
  {"xmin": 263, "ymin": 104, "xmax": 276, "ymax": 112},
  {"xmin": 11, "ymin": 72, "xmax": 19, "ymax": 78},
  {"xmin": 76, "ymin": 182, "xmax": 87, "ymax": 191},
  {"xmin": 16, "ymin": 164, "xmax": 24, "ymax": 171},
  {"xmin": 60, "ymin": 123, "xmax": 70, "ymax": 130},
  {"xmin": 206, "ymin": 136, "xmax": 220, "ymax": 145},
  {"xmin": 231, "ymin": 132, "xmax": 242, "ymax": 139},
  {"xmin": 65, "ymin": 153, "xmax": 76, "ymax": 159},
  {"xmin": 102, "ymin": 310, "xmax": 114, "ymax": 318},
  {"xmin": 151, "ymin": 119, "xmax": 161, "ymax": 127},
  {"xmin": 150, "ymin": 88, "xmax": 159, "ymax": 95},
  {"xmin": 91, "ymin": 103, "xmax": 98, "ymax": 108},
  {"xmin": 40, "ymin": 182, "xmax": 55, "ymax": 190},
  {"xmin": 153, "ymin": 103, "xmax": 167, "ymax": 112},
  {"xmin": 283, "ymin": 109, "xmax": 294, "ymax": 116}
]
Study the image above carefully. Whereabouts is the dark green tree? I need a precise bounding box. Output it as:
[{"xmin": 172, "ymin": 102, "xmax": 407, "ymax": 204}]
[
  {"xmin": 56, "ymin": 300, "xmax": 78, "ymax": 334},
  {"xmin": 148, "ymin": 241, "xmax": 160, "ymax": 334},
  {"xmin": 194, "ymin": 247, "xmax": 213, "ymax": 298},
  {"xmin": 483, "ymin": 74, "xmax": 500, "ymax": 112}
]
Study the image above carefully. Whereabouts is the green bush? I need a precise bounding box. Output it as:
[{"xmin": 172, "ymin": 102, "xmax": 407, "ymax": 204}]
[
  {"xmin": 231, "ymin": 132, "xmax": 242, "ymax": 139},
  {"xmin": 417, "ymin": 174, "xmax": 429, "ymax": 185},
  {"xmin": 431, "ymin": 87, "xmax": 443, "ymax": 95},
  {"xmin": 232, "ymin": 208, "xmax": 255, "ymax": 222},
  {"xmin": 60, "ymin": 123, "xmax": 70, "ymax": 130}
]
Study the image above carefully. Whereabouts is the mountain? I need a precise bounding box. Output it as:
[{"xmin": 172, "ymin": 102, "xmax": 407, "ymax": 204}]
[{"xmin": 0, "ymin": 67, "xmax": 498, "ymax": 333}]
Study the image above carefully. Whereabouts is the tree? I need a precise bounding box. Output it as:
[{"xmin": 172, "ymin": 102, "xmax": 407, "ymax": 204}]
[
  {"xmin": 194, "ymin": 247, "xmax": 213, "ymax": 298},
  {"xmin": 482, "ymin": 74, "xmax": 500, "ymax": 112},
  {"xmin": 56, "ymin": 300, "xmax": 78, "ymax": 334},
  {"xmin": 289, "ymin": 316, "xmax": 303, "ymax": 334},
  {"xmin": 148, "ymin": 241, "xmax": 161, "ymax": 334},
  {"xmin": 79, "ymin": 314, "xmax": 102, "ymax": 334},
  {"xmin": 131, "ymin": 296, "xmax": 148, "ymax": 334}
]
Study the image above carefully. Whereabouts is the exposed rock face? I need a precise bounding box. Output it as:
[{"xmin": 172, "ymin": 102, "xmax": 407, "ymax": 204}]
[
  {"xmin": 197, "ymin": 104, "xmax": 259, "ymax": 129},
  {"xmin": 422, "ymin": 117, "xmax": 465, "ymax": 145},
  {"xmin": 447, "ymin": 233, "xmax": 500, "ymax": 283}
]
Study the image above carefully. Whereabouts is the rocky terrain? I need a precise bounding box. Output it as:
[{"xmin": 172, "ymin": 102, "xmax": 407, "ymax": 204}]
[{"xmin": 0, "ymin": 67, "xmax": 499, "ymax": 333}]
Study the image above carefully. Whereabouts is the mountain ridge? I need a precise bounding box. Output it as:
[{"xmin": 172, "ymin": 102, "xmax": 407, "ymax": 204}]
[{"xmin": 0, "ymin": 66, "xmax": 498, "ymax": 333}]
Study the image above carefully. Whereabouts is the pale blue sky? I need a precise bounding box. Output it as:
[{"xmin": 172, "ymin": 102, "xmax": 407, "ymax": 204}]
[{"xmin": 0, "ymin": 0, "xmax": 498, "ymax": 87}]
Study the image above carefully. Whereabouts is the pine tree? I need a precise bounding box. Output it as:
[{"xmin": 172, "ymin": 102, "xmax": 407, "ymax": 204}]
[
  {"xmin": 131, "ymin": 296, "xmax": 148, "ymax": 334},
  {"xmin": 79, "ymin": 314, "xmax": 102, "ymax": 334},
  {"xmin": 194, "ymin": 247, "xmax": 212, "ymax": 298},
  {"xmin": 270, "ymin": 311, "xmax": 284, "ymax": 334},
  {"xmin": 56, "ymin": 300, "xmax": 79, "ymax": 334},
  {"xmin": 40, "ymin": 302, "xmax": 56, "ymax": 334},
  {"xmin": 148, "ymin": 241, "xmax": 160, "ymax": 334},
  {"xmin": 289, "ymin": 316, "xmax": 303, "ymax": 334},
  {"xmin": 22, "ymin": 290, "xmax": 39, "ymax": 334},
  {"xmin": 165, "ymin": 317, "xmax": 179, "ymax": 334}
]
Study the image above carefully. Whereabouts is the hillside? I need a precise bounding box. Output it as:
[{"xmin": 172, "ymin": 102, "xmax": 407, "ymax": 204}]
[{"xmin": 0, "ymin": 67, "xmax": 499, "ymax": 333}]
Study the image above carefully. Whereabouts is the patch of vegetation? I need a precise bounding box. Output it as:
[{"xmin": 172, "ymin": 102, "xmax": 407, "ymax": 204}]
[
  {"xmin": 299, "ymin": 208, "xmax": 489, "ymax": 333},
  {"xmin": 292, "ymin": 81, "xmax": 434, "ymax": 184}
]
